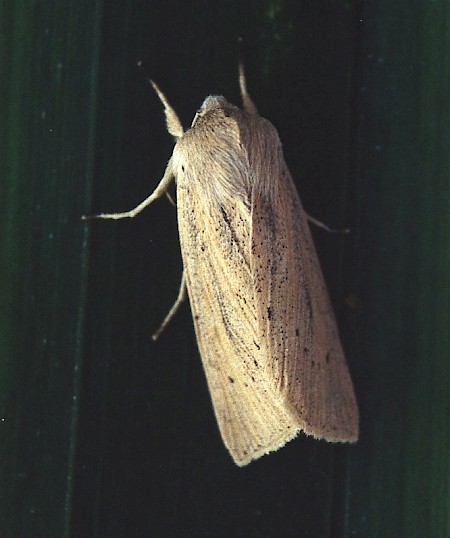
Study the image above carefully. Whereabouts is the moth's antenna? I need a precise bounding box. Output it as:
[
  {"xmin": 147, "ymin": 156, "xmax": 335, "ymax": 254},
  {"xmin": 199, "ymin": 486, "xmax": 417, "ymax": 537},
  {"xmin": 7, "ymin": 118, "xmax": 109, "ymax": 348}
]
[
  {"xmin": 137, "ymin": 61, "xmax": 184, "ymax": 138},
  {"xmin": 237, "ymin": 40, "xmax": 258, "ymax": 114}
]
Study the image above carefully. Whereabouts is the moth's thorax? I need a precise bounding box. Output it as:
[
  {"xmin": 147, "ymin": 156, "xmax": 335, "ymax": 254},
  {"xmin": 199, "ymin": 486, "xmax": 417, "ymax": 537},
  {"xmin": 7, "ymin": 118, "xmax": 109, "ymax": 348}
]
[
  {"xmin": 172, "ymin": 94, "xmax": 285, "ymax": 205},
  {"xmin": 171, "ymin": 100, "xmax": 248, "ymax": 206}
]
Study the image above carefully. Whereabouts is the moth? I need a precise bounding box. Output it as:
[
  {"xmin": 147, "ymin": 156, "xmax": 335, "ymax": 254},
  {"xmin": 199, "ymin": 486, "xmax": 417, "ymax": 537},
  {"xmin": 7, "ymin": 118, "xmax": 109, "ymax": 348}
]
[{"xmin": 84, "ymin": 64, "xmax": 359, "ymax": 466}]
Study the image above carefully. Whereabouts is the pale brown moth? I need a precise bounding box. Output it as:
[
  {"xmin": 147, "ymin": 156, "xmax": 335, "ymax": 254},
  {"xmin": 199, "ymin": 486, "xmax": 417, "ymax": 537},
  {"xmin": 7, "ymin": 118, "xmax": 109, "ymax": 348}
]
[{"xmin": 84, "ymin": 63, "xmax": 359, "ymax": 466}]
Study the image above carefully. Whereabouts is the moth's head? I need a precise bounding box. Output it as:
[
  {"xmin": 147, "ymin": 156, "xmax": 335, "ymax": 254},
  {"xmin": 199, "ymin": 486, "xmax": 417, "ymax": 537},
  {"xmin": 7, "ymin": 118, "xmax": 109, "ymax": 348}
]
[
  {"xmin": 199, "ymin": 95, "xmax": 229, "ymax": 112},
  {"xmin": 191, "ymin": 95, "xmax": 239, "ymax": 127}
]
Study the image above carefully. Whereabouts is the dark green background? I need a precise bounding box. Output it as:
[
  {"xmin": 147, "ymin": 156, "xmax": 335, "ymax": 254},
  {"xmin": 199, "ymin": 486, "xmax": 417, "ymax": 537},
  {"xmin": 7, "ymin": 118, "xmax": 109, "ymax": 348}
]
[{"xmin": 1, "ymin": 1, "xmax": 449, "ymax": 536}]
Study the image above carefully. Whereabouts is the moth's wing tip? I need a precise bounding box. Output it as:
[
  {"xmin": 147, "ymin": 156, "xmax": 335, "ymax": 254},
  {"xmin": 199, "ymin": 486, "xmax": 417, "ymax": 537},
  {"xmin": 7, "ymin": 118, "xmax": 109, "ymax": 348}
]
[
  {"xmin": 305, "ymin": 425, "xmax": 359, "ymax": 445},
  {"xmin": 228, "ymin": 426, "xmax": 302, "ymax": 467}
]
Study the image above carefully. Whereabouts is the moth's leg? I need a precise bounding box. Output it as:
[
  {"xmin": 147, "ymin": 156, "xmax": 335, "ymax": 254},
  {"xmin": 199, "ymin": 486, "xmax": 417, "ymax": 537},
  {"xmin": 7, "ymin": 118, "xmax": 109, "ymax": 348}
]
[
  {"xmin": 306, "ymin": 213, "xmax": 349, "ymax": 234},
  {"xmin": 82, "ymin": 157, "xmax": 175, "ymax": 220},
  {"xmin": 152, "ymin": 270, "xmax": 187, "ymax": 341},
  {"xmin": 165, "ymin": 191, "xmax": 176, "ymax": 206}
]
